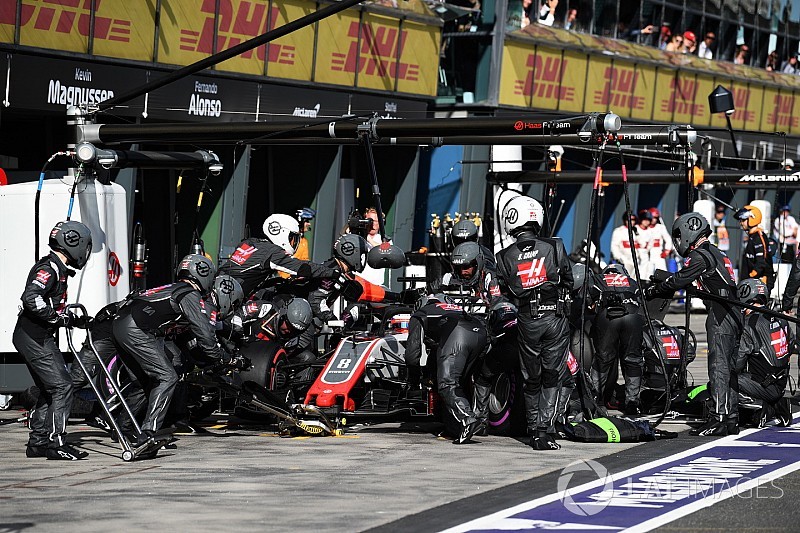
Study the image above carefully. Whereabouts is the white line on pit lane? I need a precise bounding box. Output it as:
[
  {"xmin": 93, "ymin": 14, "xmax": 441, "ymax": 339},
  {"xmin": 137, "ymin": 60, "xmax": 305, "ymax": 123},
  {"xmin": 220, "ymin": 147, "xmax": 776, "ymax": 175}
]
[{"xmin": 441, "ymin": 416, "xmax": 800, "ymax": 533}]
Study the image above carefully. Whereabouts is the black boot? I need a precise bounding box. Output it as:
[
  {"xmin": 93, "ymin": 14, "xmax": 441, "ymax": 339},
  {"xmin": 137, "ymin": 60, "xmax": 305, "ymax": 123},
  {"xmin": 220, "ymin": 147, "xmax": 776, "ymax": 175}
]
[
  {"xmin": 624, "ymin": 401, "xmax": 642, "ymax": 417},
  {"xmin": 25, "ymin": 445, "xmax": 48, "ymax": 458},
  {"xmin": 46, "ymin": 442, "xmax": 88, "ymax": 460},
  {"xmin": 453, "ymin": 419, "xmax": 483, "ymax": 445},
  {"xmin": 690, "ymin": 418, "xmax": 728, "ymax": 436},
  {"xmin": 775, "ymin": 398, "xmax": 792, "ymax": 427},
  {"xmin": 530, "ymin": 431, "xmax": 561, "ymax": 450}
]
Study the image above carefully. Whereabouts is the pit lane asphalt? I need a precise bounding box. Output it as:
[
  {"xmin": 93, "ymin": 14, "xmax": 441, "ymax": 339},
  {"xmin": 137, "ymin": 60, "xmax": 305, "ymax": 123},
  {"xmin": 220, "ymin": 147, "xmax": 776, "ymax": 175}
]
[{"xmin": 1, "ymin": 311, "xmax": 792, "ymax": 533}]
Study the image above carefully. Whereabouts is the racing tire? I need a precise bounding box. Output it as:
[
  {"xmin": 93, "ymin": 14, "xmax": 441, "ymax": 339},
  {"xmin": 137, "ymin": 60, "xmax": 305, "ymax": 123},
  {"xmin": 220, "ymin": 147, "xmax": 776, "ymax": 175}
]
[{"xmin": 486, "ymin": 371, "xmax": 527, "ymax": 437}]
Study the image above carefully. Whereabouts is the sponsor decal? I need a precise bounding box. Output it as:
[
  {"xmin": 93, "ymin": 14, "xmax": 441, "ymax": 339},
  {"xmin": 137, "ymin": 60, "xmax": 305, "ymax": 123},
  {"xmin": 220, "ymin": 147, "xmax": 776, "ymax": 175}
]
[
  {"xmin": 767, "ymin": 93, "xmax": 799, "ymax": 128},
  {"xmin": 516, "ymin": 258, "xmax": 548, "ymax": 288},
  {"xmin": 35, "ymin": 269, "xmax": 52, "ymax": 285},
  {"xmin": 661, "ymin": 77, "xmax": 704, "ymax": 116},
  {"xmin": 603, "ymin": 273, "xmax": 630, "ymax": 287},
  {"xmin": 723, "ymin": 257, "xmax": 735, "ymax": 280},
  {"xmin": 740, "ymin": 172, "xmax": 800, "ymax": 182},
  {"xmin": 230, "ymin": 243, "xmax": 256, "ymax": 265},
  {"xmin": 141, "ymin": 284, "xmax": 171, "ymax": 296},
  {"xmin": 770, "ymin": 324, "xmax": 789, "ymax": 358},
  {"xmin": 7, "ymin": 0, "xmax": 132, "ymax": 43},
  {"xmin": 292, "ymin": 103, "xmax": 320, "ymax": 117},
  {"xmin": 107, "ymin": 251, "xmax": 121, "ymax": 286},
  {"xmin": 661, "ymin": 334, "xmax": 681, "ymax": 360},
  {"xmin": 436, "ymin": 303, "xmax": 463, "ymax": 311}
]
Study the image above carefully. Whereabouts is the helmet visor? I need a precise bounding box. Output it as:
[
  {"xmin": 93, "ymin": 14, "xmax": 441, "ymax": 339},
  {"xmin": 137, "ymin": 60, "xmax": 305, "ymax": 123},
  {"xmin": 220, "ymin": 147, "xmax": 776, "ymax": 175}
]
[{"xmin": 288, "ymin": 231, "xmax": 301, "ymax": 251}]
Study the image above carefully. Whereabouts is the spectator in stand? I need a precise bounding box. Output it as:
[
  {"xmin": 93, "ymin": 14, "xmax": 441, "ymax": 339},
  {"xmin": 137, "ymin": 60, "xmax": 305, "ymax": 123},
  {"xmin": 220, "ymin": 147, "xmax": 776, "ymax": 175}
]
[
  {"xmin": 765, "ymin": 51, "xmax": 780, "ymax": 72},
  {"xmin": 563, "ymin": 8, "xmax": 578, "ymax": 31},
  {"xmin": 697, "ymin": 32, "xmax": 715, "ymax": 59},
  {"xmin": 537, "ymin": 0, "xmax": 558, "ymax": 27},
  {"xmin": 773, "ymin": 205, "xmax": 799, "ymax": 263},
  {"xmin": 734, "ymin": 45, "xmax": 749, "ymax": 65},
  {"xmin": 682, "ymin": 31, "xmax": 698, "ymax": 55},
  {"xmin": 658, "ymin": 24, "xmax": 672, "ymax": 50},
  {"xmin": 781, "ymin": 55, "xmax": 799, "ymax": 75},
  {"xmin": 665, "ymin": 33, "xmax": 684, "ymax": 53},
  {"xmin": 521, "ymin": 0, "xmax": 534, "ymax": 29}
]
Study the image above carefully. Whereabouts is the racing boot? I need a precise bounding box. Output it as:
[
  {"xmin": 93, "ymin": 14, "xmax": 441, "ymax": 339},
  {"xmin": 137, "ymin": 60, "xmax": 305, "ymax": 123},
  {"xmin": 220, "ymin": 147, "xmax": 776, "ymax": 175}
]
[
  {"xmin": 530, "ymin": 430, "xmax": 561, "ymax": 451},
  {"xmin": 25, "ymin": 444, "xmax": 48, "ymax": 458},
  {"xmin": 46, "ymin": 437, "xmax": 88, "ymax": 460},
  {"xmin": 135, "ymin": 429, "xmax": 156, "ymax": 447},
  {"xmin": 726, "ymin": 416, "xmax": 740, "ymax": 435},
  {"xmin": 453, "ymin": 418, "xmax": 483, "ymax": 445},
  {"xmin": 690, "ymin": 417, "xmax": 728, "ymax": 436},
  {"xmin": 624, "ymin": 401, "xmax": 642, "ymax": 417},
  {"xmin": 775, "ymin": 397, "xmax": 793, "ymax": 427}
]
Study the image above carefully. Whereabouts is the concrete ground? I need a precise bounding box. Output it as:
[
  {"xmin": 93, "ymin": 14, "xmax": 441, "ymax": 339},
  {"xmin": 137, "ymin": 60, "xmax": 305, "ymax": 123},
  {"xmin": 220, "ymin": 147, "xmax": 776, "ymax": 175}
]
[{"xmin": 2, "ymin": 311, "xmax": 795, "ymax": 532}]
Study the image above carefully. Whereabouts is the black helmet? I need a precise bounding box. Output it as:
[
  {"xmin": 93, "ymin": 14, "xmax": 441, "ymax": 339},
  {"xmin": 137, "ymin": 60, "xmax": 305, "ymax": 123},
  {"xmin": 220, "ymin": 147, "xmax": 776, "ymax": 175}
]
[
  {"xmin": 211, "ymin": 275, "xmax": 244, "ymax": 320},
  {"xmin": 488, "ymin": 301, "xmax": 518, "ymax": 335},
  {"xmin": 671, "ymin": 212, "xmax": 711, "ymax": 256},
  {"xmin": 452, "ymin": 220, "xmax": 478, "ymax": 245},
  {"xmin": 49, "ymin": 220, "xmax": 92, "ymax": 269},
  {"xmin": 415, "ymin": 292, "xmax": 454, "ymax": 311},
  {"xmin": 571, "ymin": 262, "xmax": 587, "ymax": 292},
  {"xmin": 333, "ymin": 233, "xmax": 368, "ymax": 273},
  {"xmin": 451, "ymin": 242, "xmax": 484, "ymax": 285},
  {"xmin": 737, "ymin": 278, "xmax": 768, "ymax": 305},
  {"xmin": 603, "ymin": 263, "xmax": 630, "ymax": 277},
  {"xmin": 275, "ymin": 298, "xmax": 313, "ymax": 338},
  {"xmin": 177, "ymin": 254, "xmax": 216, "ymax": 293}
]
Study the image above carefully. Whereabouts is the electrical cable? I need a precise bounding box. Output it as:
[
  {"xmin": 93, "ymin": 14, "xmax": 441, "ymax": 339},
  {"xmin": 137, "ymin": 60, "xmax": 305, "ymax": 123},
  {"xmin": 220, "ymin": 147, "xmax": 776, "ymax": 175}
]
[{"xmin": 34, "ymin": 151, "xmax": 72, "ymax": 261}]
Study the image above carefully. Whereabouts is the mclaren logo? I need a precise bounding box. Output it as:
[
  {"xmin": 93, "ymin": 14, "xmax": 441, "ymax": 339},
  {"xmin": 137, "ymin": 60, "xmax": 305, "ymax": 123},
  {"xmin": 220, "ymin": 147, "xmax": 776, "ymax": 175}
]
[{"xmin": 740, "ymin": 172, "xmax": 800, "ymax": 182}]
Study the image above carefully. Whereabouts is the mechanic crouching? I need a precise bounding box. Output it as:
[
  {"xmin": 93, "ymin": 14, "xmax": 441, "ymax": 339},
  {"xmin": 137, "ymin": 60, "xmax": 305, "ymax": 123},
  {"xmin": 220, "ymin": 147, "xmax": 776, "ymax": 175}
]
[
  {"xmin": 735, "ymin": 279, "xmax": 794, "ymax": 427},
  {"xmin": 589, "ymin": 264, "xmax": 645, "ymax": 416},
  {"xmin": 495, "ymin": 196, "xmax": 573, "ymax": 451},
  {"xmin": 406, "ymin": 295, "xmax": 489, "ymax": 444},
  {"xmin": 112, "ymin": 254, "xmax": 228, "ymax": 446}
]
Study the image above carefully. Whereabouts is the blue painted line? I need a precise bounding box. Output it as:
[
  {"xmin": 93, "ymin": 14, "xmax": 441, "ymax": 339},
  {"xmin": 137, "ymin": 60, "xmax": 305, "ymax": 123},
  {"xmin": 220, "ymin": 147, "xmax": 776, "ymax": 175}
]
[{"xmin": 443, "ymin": 419, "xmax": 800, "ymax": 533}]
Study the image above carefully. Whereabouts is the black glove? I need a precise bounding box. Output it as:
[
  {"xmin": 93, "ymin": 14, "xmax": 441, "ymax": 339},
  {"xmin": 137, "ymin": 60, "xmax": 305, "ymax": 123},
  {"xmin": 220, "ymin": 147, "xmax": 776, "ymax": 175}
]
[
  {"xmin": 72, "ymin": 315, "xmax": 93, "ymax": 330},
  {"xmin": 229, "ymin": 355, "xmax": 251, "ymax": 370},
  {"xmin": 644, "ymin": 284, "xmax": 665, "ymax": 301},
  {"xmin": 54, "ymin": 313, "xmax": 74, "ymax": 328}
]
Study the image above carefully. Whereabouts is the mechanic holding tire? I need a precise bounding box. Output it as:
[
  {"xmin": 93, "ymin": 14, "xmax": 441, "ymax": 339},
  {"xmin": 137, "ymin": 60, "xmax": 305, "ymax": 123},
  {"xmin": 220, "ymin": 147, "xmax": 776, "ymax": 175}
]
[
  {"xmin": 13, "ymin": 221, "xmax": 92, "ymax": 460},
  {"xmin": 646, "ymin": 213, "xmax": 742, "ymax": 436},
  {"xmin": 495, "ymin": 196, "xmax": 574, "ymax": 451}
]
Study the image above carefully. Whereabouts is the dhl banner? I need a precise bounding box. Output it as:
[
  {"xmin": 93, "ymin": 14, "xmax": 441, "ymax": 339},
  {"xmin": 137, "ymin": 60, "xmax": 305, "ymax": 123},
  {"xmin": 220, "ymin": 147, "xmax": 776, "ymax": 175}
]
[
  {"xmin": 584, "ymin": 57, "xmax": 608, "ymax": 116},
  {"xmin": 558, "ymin": 50, "xmax": 587, "ymax": 113},
  {"xmin": 651, "ymin": 68, "xmax": 676, "ymax": 123},
  {"xmin": 761, "ymin": 86, "xmax": 782, "ymax": 133},
  {"xmin": 395, "ymin": 21, "xmax": 439, "ymax": 96},
  {"xmin": 160, "ymin": 0, "xmax": 210, "ymax": 66},
  {"xmin": 766, "ymin": 89, "xmax": 799, "ymax": 133},
  {"xmin": 0, "ymin": 2, "xmax": 16, "ymax": 43},
  {"xmin": 354, "ymin": 13, "xmax": 400, "ymax": 92},
  {"xmin": 92, "ymin": 0, "xmax": 154, "ymax": 61},
  {"xmin": 792, "ymin": 91, "xmax": 800, "ymax": 136},
  {"xmin": 315, "ymin": 10, "xmax": 361, "ymax": 89},
  {"xmin": 630, "ymin": 63, "xmax": 656, "ymax": 121},
  {"xmin": 691, "ymin": 74, "xmax": 715, "ymax": 127},
  {"xmin": 18, "ymin": 0, "xmax": 91, "ymax": 53},
  {"xmin": 529, "ymin": 47, "xmax": 566, "ymax": 111},
  {"xmin": 728, "ymin": 81, "xmax": 757, "ymax": 130},
  {"xmin": 499, "ymin": 42, "xmax": 534, "ymax": 108},
  {"xmin": 263, "ymin": 0, "xmax": 314, "ymax": 82}
]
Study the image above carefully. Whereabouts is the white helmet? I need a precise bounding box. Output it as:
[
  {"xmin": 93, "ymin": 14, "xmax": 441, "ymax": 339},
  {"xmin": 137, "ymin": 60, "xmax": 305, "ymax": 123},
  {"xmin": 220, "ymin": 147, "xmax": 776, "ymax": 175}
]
[
  {"xmin": 262, "ymin": 214, "xmax": 301, "ymax": 254},
  {"xmin": 502, "ymin": 195, "xmax": 544, "ymax": 236}
]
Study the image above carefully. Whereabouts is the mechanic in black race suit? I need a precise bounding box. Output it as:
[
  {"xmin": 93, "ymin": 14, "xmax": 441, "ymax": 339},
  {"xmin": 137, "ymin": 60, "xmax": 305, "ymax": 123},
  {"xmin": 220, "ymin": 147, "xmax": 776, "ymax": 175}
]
[
  {"xmin": 405, "ymin": 294, "xmax": 490, "ymax": 444},
  {"xmin": 495, "ymin": 195, "xmax": 573, "ymax": 451},
  {"xmin": 440, "ymin": 241, "xmax": 518, "ymax": 432},
  {"xmin": 589, "ymin": 264, "xmax": 645, "ymax": 416},
  {"xmin": 735, "ymin": 205, "xmax": 775, "ymax": 294},
  {"xmin": 13, "ymin": 220, "xmax": 92, "ymax": 460},
  {"xmin": 735, "ymin": 278, "xmax": 794, "ymax": 427},
  {"xmin": 219, "ymin": 213, "xmax": 339, "ymax": 298},
  {"xmin": 112, "ymin": 254, "xmax": 227, "ymax": 446},
  {"xmin": 646, "ymin": 212, "xmax": 743, "ymax": 436}
]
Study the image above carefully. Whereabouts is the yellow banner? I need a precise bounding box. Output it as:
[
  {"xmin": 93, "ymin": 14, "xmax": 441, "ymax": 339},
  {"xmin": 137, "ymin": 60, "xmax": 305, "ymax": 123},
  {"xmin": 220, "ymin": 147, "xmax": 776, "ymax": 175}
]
[
  {"xmin": 159, "ymin": 0, "xmax": 211, "ymax": 66},
  {"xmin": 355, "ymin": 13, "xmax": 399, "ymax": 92},
  {"xmin": 630, "ymin": 63, "xmax": 656, "ymax": 121},
  {"xmin": 215, "ymin": 0, "xmax": 273, "ymax": 75},
  {"xmin": 315, "ymin": 10, "xmax": 361, "ymax": 88},
  {"xmin": 0, "ymin": 2, "xmax": 16, "ymax": 43},
  {"xmin": 791, "ymin": 90, "xmax": 800, "ymax": 136},
  {"xmin": 92, "ymin": 0, "xmax": 155, "ymax": 62},
  {"xmin": 19, "ymin": 0, "xmax": 89, "ymax": 53},
  {"xmin": 761, "ymin": 87, "xmax": 783, "ymax": 132},
  {"xmin": 531, "ymin": 47, "xmax": 569, "ymax": 111},
  {"xmin": 263, "ymin": 0, "xmax": 315, "ymax": 82},
  {"xmin": 498, "ymin": 42, "xmax": 533, "ymax": 108},
  {"xmin": 558, "ymin": 50, "xmax": 586, "ymax": 113},
  {"xmin": 396, "ymin": 21, "xmax": 440, "ymax": 96},
  {"xmin": 692, "ymin": 74, "xmax": 715, "ymax": 127},
  {"xmin": 584, "ymin": 55, "xmax": 611, "ymax": 113},
  {"xmin": 589, "ymin": 60, "xmax": 647, "ymax": 119},
  {"xmin": 652, "ymin": 68, "xmax": 676, "ymax": 122}
]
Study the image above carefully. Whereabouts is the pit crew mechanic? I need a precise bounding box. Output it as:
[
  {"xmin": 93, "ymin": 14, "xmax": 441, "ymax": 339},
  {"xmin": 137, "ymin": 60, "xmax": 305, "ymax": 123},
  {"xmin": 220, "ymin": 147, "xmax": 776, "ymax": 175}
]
[
  {"xmin": 112, "ymin": 254, "xmax": 230, "ymax": 445},
  {"xmin": 495, "ymin": 195, "xmax": 573, "ymax": 451},
  {"xmin": 219, "ymin": 213, "xmax": 338, "ymax": 298},
  {"xmin": 646, "ymin": 213, "xmax": 742, "ymax": 436},
  {"xmin": 13, "ymin": 221, "xmax": 92, "ymax": 460}
]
